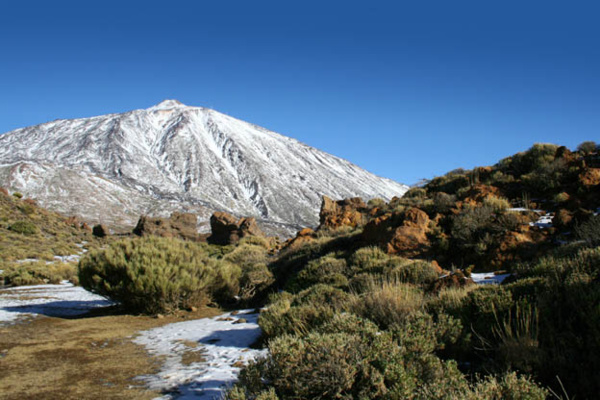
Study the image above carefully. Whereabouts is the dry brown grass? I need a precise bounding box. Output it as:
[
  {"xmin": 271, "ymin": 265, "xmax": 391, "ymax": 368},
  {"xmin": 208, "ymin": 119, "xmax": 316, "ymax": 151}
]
[{"xmin": 0, "ymin": 308, "xmax": 221, "ymax": 399}]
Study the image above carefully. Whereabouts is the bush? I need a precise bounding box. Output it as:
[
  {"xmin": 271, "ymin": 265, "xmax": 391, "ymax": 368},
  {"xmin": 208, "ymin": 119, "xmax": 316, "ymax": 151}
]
[
  {"xmin": 575, "ymin": 215, "xmax": 600, "ymax": 246},
  {"xmin": 392, "ymin": 260, "xmax": 440, "ymax": 285},
  {"xmin": 258, "ymin": 285, "xmax": 353, "ymax": 338},
  {"xmin": 78, "ymin": 237, "xmax": 240, "ymax": 314},
  {"xmin": 288, "ymin": 254, "xmax": 348, "ymax": 291},
  {"xmin": 351, "ymin": 276, "xmax": 424, "ymax": 328},
  {"xmin": 576, "ymin": 140, "xmax": 598, "ymax": 154},
  {"xmin": 8, "ymin": 220, "xmax": 39, "ymax": 235},
  {"xmin": 470, "ymin": 372, "xmax": 547, "ymax": 400},
  {"xmin": 12, "ymin": 192, "xmax": 23, "ymax": 199},
  {"xmin": 2, "ymin": 261, "xmax": 78, "ymax": 286}
]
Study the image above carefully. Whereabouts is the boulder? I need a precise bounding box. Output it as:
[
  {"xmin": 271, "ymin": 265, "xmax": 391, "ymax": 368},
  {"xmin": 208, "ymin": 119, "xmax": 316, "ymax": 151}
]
[
  {"xmin": 362, "ymin": 207, "xmax": 431, "ymax": 257},
  {"xmin": 319, "ymin": 196, "xmax": 368, "ymax": 230},
  {"xmin": 133, "ymin": 212, "xmax": 199, "ymax": 241},
  {"xmin": 208, "ymin": 211, "xmax": 264, "ymax": 245}
]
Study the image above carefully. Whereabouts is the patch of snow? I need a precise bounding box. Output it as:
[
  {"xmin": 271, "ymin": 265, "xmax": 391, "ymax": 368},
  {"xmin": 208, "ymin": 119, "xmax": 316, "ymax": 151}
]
[
  {"xmin": 134, "ymin": 309, "xmax": 267, "ymax": 399},
  {"xmin": 471, "ymin": 272, "xmax": 511, "ymax": 285},
  {"xmin": 529, "ymin": 213, "xmax": 554, "ymax": 228},
  {"xmin": 0, "ymin": 281, "xmax": 114, "ymax": 324}
]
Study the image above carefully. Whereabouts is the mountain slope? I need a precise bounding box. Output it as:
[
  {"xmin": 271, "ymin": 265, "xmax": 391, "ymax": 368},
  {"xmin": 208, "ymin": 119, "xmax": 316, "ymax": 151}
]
[{"xmin": 0, "ymin": 100, "xmax": 408, "ymax": 235}]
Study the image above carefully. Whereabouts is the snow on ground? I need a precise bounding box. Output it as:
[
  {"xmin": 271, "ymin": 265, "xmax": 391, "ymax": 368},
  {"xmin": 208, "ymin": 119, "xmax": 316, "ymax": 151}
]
[
  {"xmin": 529, "ymin": 213, "xmax": 554, "ymax": 228},
  {"xmin": 0, "ymin": 281, "xmax": 114, "ymax": 324},
  {"xmin": 471, "ymin": 272, "xmax": 511, "ymax": 285},
  {"xmin": 134, "ymin": 310, "xmax": 267, "ymax": 400}
]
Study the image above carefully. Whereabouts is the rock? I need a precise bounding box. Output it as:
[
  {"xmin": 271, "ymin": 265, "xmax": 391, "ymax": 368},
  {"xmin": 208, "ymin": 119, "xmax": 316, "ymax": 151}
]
[
  {"xmin": 319, "ymin": 196, "xmax": 368, "ymax": 230},
  {"xmin": 133, "ymin": 212, "xmax": 199, "ymax": 241},
  {"xmin": 362, "ymin": 207, "xmax": 431, "ymax": 257},
  {"xmin": 92, "ymin": 224, "xmax": 108, "ymax": 238},
  {"xmin": 0, "ymin": 187, "xmax": 8, "ymax": 196},
  {"xmin": 233, "ymin": 318, "xmax": 248, "ymax": 324},
  {"xmin": 460, "ymin": 184, "xmax": 501, "ymax": 203},
  {"xmin": 208, "ymin": 212, "xmax": 264, "ymax": 245}
]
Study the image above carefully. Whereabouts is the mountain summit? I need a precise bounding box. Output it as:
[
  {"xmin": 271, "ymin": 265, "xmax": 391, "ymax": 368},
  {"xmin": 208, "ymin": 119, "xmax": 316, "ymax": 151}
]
[{"xmin": 0, "ymin": 102, "xmax": 408, "ymax": 235}]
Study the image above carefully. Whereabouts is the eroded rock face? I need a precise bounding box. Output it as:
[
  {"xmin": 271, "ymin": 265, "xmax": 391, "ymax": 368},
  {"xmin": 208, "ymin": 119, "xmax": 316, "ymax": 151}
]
[
  {"xmin": 362, "ymin": 207, "xmax": 431, "ymax": 257},
  {"xmin": 208, "ymin": 212, "xmax": 264, "ymax": 245},
  {"xmin": 319, "ymin": 196, "xmax": 368, "ymax": 230},
  {"xmin": 133, "ymin": 212, "xmax": 199, "ymax": 241}
]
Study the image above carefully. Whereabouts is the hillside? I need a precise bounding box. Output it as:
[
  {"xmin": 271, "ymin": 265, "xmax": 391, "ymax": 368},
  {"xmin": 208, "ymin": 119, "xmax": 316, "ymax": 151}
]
[{"xmin": 0, "ymin": 100, "xmax": 408, "ymax": 235}]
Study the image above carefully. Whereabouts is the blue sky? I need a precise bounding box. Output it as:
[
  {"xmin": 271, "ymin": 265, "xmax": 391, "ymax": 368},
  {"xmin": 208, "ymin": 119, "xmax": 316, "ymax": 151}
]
[{"xmin": 0, "ymin": 1, "xmax": 598, "ymax": 185}]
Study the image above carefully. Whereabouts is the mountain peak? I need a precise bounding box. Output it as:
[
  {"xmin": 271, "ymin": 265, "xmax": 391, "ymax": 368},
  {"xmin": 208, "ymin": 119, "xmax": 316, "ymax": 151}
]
[{"xmin": 148, "ymin": 99, "xmax": 186, "ymax": 111}]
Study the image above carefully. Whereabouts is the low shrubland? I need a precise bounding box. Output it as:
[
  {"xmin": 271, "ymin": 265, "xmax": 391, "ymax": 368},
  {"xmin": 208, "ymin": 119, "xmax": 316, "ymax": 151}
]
[{"xmin": 1, "ymin": 260, "xmax": 78, "ymax": 286}]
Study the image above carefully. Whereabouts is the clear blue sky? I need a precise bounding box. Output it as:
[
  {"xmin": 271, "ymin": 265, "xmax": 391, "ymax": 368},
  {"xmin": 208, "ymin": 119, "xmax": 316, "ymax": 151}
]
[{"xmin": 0, "ymin": 1, "xmax": 598, "ymax": 185}]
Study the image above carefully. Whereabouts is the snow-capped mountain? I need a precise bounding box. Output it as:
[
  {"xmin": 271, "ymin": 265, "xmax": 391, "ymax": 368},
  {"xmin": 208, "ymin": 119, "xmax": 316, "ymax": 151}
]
[{"xmin": 0, "ymin": 100, "xmax": 408, "ymax": 235}]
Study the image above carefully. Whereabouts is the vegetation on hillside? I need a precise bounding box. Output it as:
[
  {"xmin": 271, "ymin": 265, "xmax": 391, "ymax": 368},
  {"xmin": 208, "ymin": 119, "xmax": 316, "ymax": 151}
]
[{"xmin": 3, "ymin": 141, "xmax": 599, "ymax": 399}]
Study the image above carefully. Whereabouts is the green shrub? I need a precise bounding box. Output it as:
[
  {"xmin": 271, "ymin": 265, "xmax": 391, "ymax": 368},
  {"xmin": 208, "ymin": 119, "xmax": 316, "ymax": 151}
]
[
  {"xmin": 8, "ymin": 220, "xmax": 39, "ymax": 235},
  {"xmin": 392, "ymin": 260, "xmax": 440, "ymax": 285},
  {"xmin": 78, "ymin": 237, "xmax": 240, "ymax": 314},
  {"xmin": 288, "ymin": 254, "xmax": 348, "ymax": 291},
  {"xmin": 575, "ymin": 215, "xmax": 600, "ymax": 246},
  {"xmin": 2, "ymin": 261, "xmax": 77, "ymax": 286},
  {"xmin": 351, "ymin": 276, "xmax": 424, "ymax": 328},
  {"xmin": 12, "ymin": 192, "xmax": 23, "ymax": 199},
  {"xmin": 469, "ymin": 372, "xmax": 547, "ymax": 400},
  {"xmin": 576, "ymin": 140, "xmax": 598, "ymax": 154},
  {"xmin": 259, "ymin": 285, "xmax": 353, "ymax": 338}
]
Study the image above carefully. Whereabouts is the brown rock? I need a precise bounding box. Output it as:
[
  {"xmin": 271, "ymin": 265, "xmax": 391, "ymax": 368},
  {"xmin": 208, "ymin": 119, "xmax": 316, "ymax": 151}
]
[
  {"xmin": 319, "ymin": 196, "xmax": 368, "ymax": 230},
  {"xmin": 362, "ymin": 207, "xmax": 431, "ymax": 258},
  {"xmin": 0, "ymin": 187, "xmax": 8, "ymax": 196},
  {"xmin": 133, "ymin": 212, "xmax": 199, "ymax": 241},
  {"xmin": 208, "ymin": 212, "xmax": 264, "ymax": 245}
]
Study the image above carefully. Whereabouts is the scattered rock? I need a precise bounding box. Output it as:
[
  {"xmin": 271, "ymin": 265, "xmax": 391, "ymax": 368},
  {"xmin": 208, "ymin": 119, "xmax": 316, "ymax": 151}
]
[{"xmin": 233, "ymin": 318, "xmax": 247, "ymax": 324}]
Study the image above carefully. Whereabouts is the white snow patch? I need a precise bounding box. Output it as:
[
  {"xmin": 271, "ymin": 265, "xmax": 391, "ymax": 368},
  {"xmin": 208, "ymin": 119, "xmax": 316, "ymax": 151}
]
[
  {"xmin": 134, "ymin": 309, "xmax": 267, "ymax": 399},
  {"xmin": 529, "ymin": 213, "xmax": 554, "ymax": 228},
  {"xmin": 0, "ymin": 281, "xmax": 114, "ymax": 324},
  {"xmin": 471, "ymin": 272, "xmax": 511, "ymax": 285}
]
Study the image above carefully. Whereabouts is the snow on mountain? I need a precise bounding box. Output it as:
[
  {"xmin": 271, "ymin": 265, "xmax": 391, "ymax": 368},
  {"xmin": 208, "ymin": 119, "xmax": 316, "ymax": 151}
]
[{"xmin": 0, "ymin": 100, "xmax": 408, "ymax": 235}]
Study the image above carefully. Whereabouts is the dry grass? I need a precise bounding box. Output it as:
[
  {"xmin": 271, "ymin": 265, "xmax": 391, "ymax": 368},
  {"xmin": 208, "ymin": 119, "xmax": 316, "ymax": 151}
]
[{"xmin": 0, "ymin": 308, "xmax": 221, "ymax": 399}]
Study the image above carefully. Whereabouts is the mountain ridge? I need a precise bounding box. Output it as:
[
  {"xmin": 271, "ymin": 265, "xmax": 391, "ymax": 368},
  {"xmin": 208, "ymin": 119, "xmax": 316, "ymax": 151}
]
[{"xmin": 0, "ymin": 100, "xmax": 408, "ymax": 235}]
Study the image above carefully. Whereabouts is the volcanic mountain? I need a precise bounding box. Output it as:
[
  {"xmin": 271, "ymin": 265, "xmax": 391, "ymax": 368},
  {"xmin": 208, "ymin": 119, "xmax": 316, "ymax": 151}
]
[{"xmin": 0, "ymin": 100, "xmax": 408, "ymax": 235}]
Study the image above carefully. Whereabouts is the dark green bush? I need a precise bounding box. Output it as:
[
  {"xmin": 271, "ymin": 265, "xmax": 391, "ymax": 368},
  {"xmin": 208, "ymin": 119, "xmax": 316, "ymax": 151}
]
[
  {"xmin": 259, "ymin": 284, "xmax": 353, "ymax": 338},
  {"xmin": 288, "ymin": 254, "xmax": 348, "ymax": 291},
  {"xmin": 78, "ymin": 237, "xmax": 240, "ymax": 314},
  {"xmin": 8, "ymin": 220, "xmax": 39, "ymax": 235},
  {"xmin": 575, "ymin": 215, "xmax": 600, "ymax": 246}
]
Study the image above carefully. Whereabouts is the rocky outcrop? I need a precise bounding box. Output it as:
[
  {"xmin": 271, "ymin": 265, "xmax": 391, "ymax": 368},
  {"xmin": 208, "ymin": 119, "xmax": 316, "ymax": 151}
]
[
  {"xmin": 362, "ymin": 207, "xmax": 431, "ymax": 257},
  {"xmin": 319, "ymin": 196, "xmax": 368, "ymax": 230},
  {"xmin": 579, "ymin": 168, "xmax": 600, "ymax": 186},
  {"xmin": 208, "ymin": 212, "xmax": 264, "ymax": 245},
  {"xmin": 133, "ymin": 212, "xmax": 200, "ymax": 241}
]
